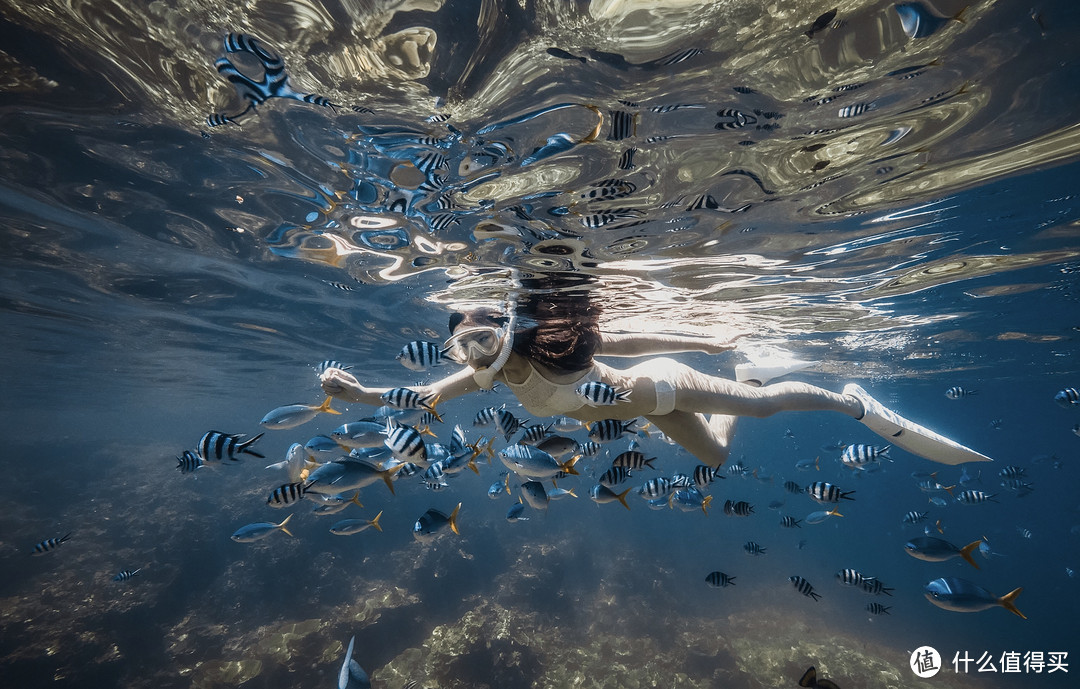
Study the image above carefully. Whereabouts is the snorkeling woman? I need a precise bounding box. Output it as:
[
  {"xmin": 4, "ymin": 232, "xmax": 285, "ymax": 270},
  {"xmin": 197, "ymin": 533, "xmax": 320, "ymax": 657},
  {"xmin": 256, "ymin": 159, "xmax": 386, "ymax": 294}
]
[{"xmin": 320, "ymin": 275, "xmax": 992, "ymax": 468}]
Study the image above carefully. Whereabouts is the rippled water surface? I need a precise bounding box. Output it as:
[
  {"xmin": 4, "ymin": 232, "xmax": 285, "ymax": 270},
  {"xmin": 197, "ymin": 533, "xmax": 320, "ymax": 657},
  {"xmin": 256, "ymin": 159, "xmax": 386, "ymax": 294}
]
[{"xmin": 2, "ymin": 1, "xmax": 1080, "ymax": 687}]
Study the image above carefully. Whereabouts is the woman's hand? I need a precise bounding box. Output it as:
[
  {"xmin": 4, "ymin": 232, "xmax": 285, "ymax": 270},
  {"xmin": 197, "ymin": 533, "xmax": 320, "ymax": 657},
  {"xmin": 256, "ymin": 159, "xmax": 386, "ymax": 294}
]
[{"xmin": 320, "ymin": 367, "xmax": 367, "ymax": 403}]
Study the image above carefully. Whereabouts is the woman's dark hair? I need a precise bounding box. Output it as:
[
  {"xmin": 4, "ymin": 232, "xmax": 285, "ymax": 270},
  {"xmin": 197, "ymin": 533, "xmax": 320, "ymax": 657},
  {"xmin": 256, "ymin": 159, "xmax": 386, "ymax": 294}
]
[{"xmin": 448, "ymin": 273, "xmax": 601, "ymax": 374}]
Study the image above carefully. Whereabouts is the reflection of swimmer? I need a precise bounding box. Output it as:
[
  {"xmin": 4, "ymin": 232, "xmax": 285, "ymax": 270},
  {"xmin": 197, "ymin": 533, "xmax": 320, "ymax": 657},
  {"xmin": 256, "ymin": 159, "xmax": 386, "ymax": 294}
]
[{"xmin": 321, "ymin": 274, "xmax": 992, "ymax": 467}]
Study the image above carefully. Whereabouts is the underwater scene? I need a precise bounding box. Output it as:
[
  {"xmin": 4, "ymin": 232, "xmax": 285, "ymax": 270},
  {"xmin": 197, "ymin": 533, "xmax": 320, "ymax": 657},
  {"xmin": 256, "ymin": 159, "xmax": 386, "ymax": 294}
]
[{"xmin": 2, "ymin": 0, "xmax": 1080, "ymax": 687}]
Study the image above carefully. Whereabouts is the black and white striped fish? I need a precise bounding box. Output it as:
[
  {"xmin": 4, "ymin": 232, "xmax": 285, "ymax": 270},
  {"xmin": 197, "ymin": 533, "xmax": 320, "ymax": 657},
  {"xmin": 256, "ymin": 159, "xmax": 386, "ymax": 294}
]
[
  {"xmin": 577, "ymin": 441, "xmax": 602, "ymax": 457},
  {"xmin": 705, "ymin": 571, "xmax": 736, "ymax": 588},
  {"xmin": 1054, "ymin": 387, "xmax": 1080, "ymax": 407},
  {"xmin": 836, "ymin": 568, "xmax": 875, "ymax": 587},
  {"xmin": 806, "ymin": 481, "xmax": 855, "ymax": 503},
  {"xmin": 494, "ymin": 409, "xmax": 528, "ymax": 442},
  {"xmin": 32, "ymin": 533, "xmax": 71, "ymax": 555},
  {"xmin": 743, "ymin": 541, "xmax": 767, "ymax": 555},
  {"xmin": 726, "ymin": 461, "xmax": 750, "ymax": 477},
  {"xmin": 425, "ymin": 113, "xmax": 451, "ymax": 123},
  {"xmin": 860, "ymin": 579, "xmax": 894, "ymax": 596},
  {"xmin": 638, "ymin": 477, "xmax": 672, "ymax": 499},
  {"xmin": 617, "ymin": 148, "xmax": 637, "ymax": 169},
  {"xmin": 607, "ymin": 110, "xmax": 637, "ymax": 140},
  {"xmin": 945, "ymin": 386, "xmax": 977, "ymax": 399},
  {"xmin": 612, "ymin": 451, "xmax": 655, "ymax": 471},
  {"xmin": 423, "ymin": 461, "xmax": 447, "ymax": 488},
  {"xmin": 648, "ymin": 103, "xmax": 705, "ymax": 113},
  {"xmin": 394, "ymin": 462, "xmax": 423, "ymax": 479},
  {"xmin": 902, "ymin": 510, "xmax": 928, "ymax": 524},
  {"xmin": 838, "ymin": 102, "xmax": 876, "ymax": 118},
  {"xmin": 413, "ymin": 151, "xmax": 447, "ymax": 175},
  {"xmin": 999, "ymin": 479, "xmax": 1033, "ymax": 493},
  {"xmin": 998, "ymin": 466, "xmax": 1026, "ymax": 479},
  {"xmin": 579, "ymin": 208, "xmax": 645, "ymax": 228},
  {"xmin": 113, "ymin": 568, "xmax": 141, "ymax": 582},
  {"xmin": 427, "ymin": 213, "xmax": 459, "ymax": 232},
  {"xmin": 316, "ymin": 359, "xmax": 352, "ymax": 374},
  {"xmin": 576, "ymin": 381, "xmax": 632, "ymax": 406},
  {"xmin": 723, "ymin": 500, "xmax": 754, "ymax": 517},
  {"xmin": 578, "ymin": 178, "xmax": 637, "ymax": 201},
  {"xmin": 176, "ymin": 450, "xmax": 205, "ymax": 474},
  {"xmin": 656, "ymin": 48, "xmax": 704, "ymax": 65},
  {"xmin": 715, "ymin": 108, "xmax": 757, "ymax": 130},
  {"xmin": 840, "ymin": 443, "xmax": 890, "ymax": 469},
  {"xmin": 520, "ymin": 423, "xmax": 553, "ymax": 445},
  {"xmin": 956, "ymin": 489, "xmax": 997, "ymax": 505},
  {"xmin": 866, "ymin": 602, "xmax": 891, "ymax": 615},
  {"xmin": 692, "ymin": 464, "xmax": 723, "ymax": 488},
  {"xmin": 396, "ymin": 341, "xmax": 443, "ymax": 371},
  {"xmin": 588, "ymin": 418, "xmax": 639, "ymax": 443},
  {"xmin": 267, "ymin": 482, "xmax": 309, "ymax": 508},
  {"xmin": 599, "ymin": 465, "xmax": 632, "ymax": 487},
  {"xmin": 385, "ymin": 422, "xmax": 427, "ymax": 464},
  {"xmin": 198, "ymin": 431, "xmax": 264, "ymax": 462},
  {"xmin": 784, "ymin": 480, "xmax": 803, "ymax": 494},
  {"xmin": 780, "ymin": 516, "xmax": 802, "ymax": 528},
  {"xmin": 381, "ymin": 388, "xmax": 439, "ymax": 415},
  {"xmin": 789, "ymin": 575, "xmax": 821, "ymax": 601}
]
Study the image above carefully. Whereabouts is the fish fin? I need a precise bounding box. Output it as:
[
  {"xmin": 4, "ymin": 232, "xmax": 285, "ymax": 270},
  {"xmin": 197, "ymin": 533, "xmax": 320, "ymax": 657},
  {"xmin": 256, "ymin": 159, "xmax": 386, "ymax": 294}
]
[
  {"xmin": 240, "ymin": 433, "xmax": 265, "ymax": 457},
  {"xmin": 419, "ymin": 425, "xmax": 438, "ymax": 438},
  {"xmin": 560, "ymin": 456, "xmax": 581, "ymax": 476},
  {"xmin": 798, "ymin": 666, "xmax": 817, "ymax": 688},
  {"xmin": 370, "ymin": 511, "xmax": 383, "ymax": 532},
  {"xmin": 449, "ymin": 502, "xmax": 462, "ymax": 535},
  {"xmin": 828, "ymin": 507, "xmax": 843, "ymax": 518},
  {"xmin": 467, "ymin": 457, "xmax": 479, "ymax": 475},
  {"xmin": 960, "ymin": 540, "xmax": 981, "ymax": 569},
  {"xmin": 349, "ymin": 659, "xmax": 368, "ymax": 682},
  {"xmin": 351, "ymin": 492, "xmax": 364, "ymax": 509},
  {"xmin": 645, "ymin": 457, "xmax": 656, "ymax": 469},
  {"xmin": 943, "ymin": 485, "xmax": 955, "ymax": 496},
  {"xmin": 503, "ymin": 472, "xmax": 511, "ymax": 494},
  {"xmin": 380, "ymin": 469, "xmax": 396, "ymax": 496},
  {"xmin": 936, "ymin": 519, "xmax": 944, "ymax": 534},
  {"xmin": 278, "ymin": 513, "xmax": 295, "ymax": 537},
  {"xmin": 617, "ymin": 487, "xmax": 632, "ymax": 511},
  {"xmin": 568, "ymin": 489, "xmax": 578, "ymax": 498},
  {"xmin": 702, "ymin": 495, "xmax": 712, "ymax": 516},
  {"xmin": 616, "ymin": 388, "xmax": 632, "ymax": 402},
  {"xmin": 319, "ymin": 396, "xmax": 342, "ymax": 415},
  {"xmin": 814, "ymin": 456, "xmax": 820, "ymax": 471},
  {"xmin": 998, "ymin": 587, "xmax": 1026, "ymax": 619}
]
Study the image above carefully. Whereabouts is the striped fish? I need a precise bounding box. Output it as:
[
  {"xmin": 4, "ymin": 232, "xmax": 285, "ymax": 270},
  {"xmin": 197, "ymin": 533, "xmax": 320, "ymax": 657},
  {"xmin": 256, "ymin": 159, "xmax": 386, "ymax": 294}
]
[
  {"xmin": 425, "ymin": 113, "xmax": 451, "ymax": 123},
  {"xmin": 866, "ymin": 602, "xmax": 891, "ymax": 615},
  {"xmin": 945, "ymin": 386, "xmax": 977, "ymax": 399},
  {"xmin": 576, "ymin": 381, "xmax": 632, "ymax": 406},
  {"xmin": 385, "ymin": 422, "xmax": 427, "ymax": 464},
  {"xmin": 176, "ymin": 450, "xmax": 205, "ymax": 474},
  {"xmin": 617, "ymin": 148, "xmax": 637, "ymax": 169},
  {"xmin": 599, "ymin": 466, "xmax": 632, "ymax": 487},
  {"xmin": 495, "ymin": 409, "xmax": 528, "ymax": 442},
  {"xmin": 607, "ymin": 110, "xmax": 637, "ymax": 140},
  {"xmin": 394, "ymin": 462, "xmax": 423, "ymax": 479},
  {"xmin": 427, "ymin": 213, "xmax": 459, "ymax": 232},
  {"xmin": 520, "ymin": 423, "xmax": 553, "ymax": 445},
  {"xmin": 32, "ymin": 534, "xmax": 72, "ymax": 556},
  {"xmin": 789, "ymin": 575, "xmax": 821, "ymax": 601},
  {"xmin": 380, "ymin": 388, "xmax": 439, "ymax": 415},
  {"xmin": 783, "ymin": 480, "xmax": 803, "ymax": 494},
  {"xmin": 780, "ymin": 516, "xmax": 802, "ymax": 528},
  {"xmin": 577, "ymin": 441, "xmax": 602, "ymax": 457},
  {"xmin": 113, "ymin": 568, "xmax": 141, "ymax": 582},
  {"xmin": 638, "ymin": 477, "xmax": 672, "ymax": 499},
  {"xmin": 692, "ymin": 464, "xmax": 722, "ymax": 488},
  {"xmin": 860, "ymin": 579, "xmax": 894, "ymax": 596},
  {"xmin": 998, "ymin": 465, "xmax": 1026, "ymax": 479},
  {"xmin": 723, "ymin": 500, "xmax": 754, "ymax": 517},
  {"xmin": 715, "ymin": 108, "xmax": 757, "ymax": 130},
  {"xmin": 836, "ymin": 568, "xmax": 875, "ymax": 587},
  {"xmin": 956, "ymin": 489, "xmax": 997, "ymax": 505},
  {"xmin": 656, "ymin": 48, "xmax": 704, "ymax": 66},
  {"xmin": 840, "ymin": 443, "xmax": 890, "ymax": 469},
  {"xmin": 579, "ymin": 208, "xmax": 645, "ymax": 228},
  {"xmin": 838, "ymin": 102, "xmax": 876, "ymax": 118},
  {"xmin": 648, "ymin": 103, "xmax": 705, "ymax": 112},
  {"xmin": 413, "ymin": 151, "xmax": 447, "ymax": 175},
  {"xmin": 743, "ymin": 541, "xmax": 767, "ymax": 555},
  {"xmin": 578, "ymin": 179, "xmax": 637, "ymax": 201},
  {"xmin": 902, "ymin": 511, "xmax": 928, "ymax": 524},
  {"xmin": 705, "ymin": 571, "xmax": 736, "ymax": 588},
  {"xmin": 1054, "ymin": 387, "xmax": 1079, "ymax": 406},
  {"xmin": 587, "ymin": 418, "xmax": 639, "ymax": 443},
  {"xmin": 612, "ymin": 451, "xmax": 655, "ymax": 471},
  {"xmin": 198, "ymin": 431, "xmax": 264, "ymax": 462},
  {"xmin": 267, "ymin": 482, "xmax": 309, "ymax": 508},
  {"xmin": 806, "ymin": 481, "xmax": 855, "ymax": 503},
  {"xmin": 423, "ymin": 461, "xmax": 447, "ymax": 488},
  {"xmin": 396, "ymin": 341, "xmax": 443, "ymax": 371}
]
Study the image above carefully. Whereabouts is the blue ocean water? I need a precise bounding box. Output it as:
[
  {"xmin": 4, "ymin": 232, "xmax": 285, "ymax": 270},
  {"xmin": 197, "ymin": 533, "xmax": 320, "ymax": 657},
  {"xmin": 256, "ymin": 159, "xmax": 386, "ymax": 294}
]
[{"xmin": 1, "ymin": 0, "xmax": 1079, "ymax": 687}]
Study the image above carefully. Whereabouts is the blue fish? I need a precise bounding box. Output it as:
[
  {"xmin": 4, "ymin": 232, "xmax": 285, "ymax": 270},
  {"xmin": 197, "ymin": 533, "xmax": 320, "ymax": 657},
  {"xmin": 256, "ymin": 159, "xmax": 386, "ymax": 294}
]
[{"xmin": 923, "ymin": 577, "xmax": 1025, "ymax": 618}]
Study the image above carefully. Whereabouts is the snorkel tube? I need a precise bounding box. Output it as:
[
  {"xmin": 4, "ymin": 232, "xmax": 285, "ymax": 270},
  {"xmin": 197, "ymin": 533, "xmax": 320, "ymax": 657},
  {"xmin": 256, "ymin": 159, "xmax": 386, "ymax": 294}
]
[{"xmin": 473, "ymin": 308, "xmax": 515, "ymax": 390}]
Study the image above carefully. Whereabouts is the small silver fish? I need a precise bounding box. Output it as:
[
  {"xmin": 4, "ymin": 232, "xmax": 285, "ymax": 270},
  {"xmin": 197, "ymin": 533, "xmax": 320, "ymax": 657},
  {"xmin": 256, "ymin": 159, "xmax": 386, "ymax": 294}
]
[
  {"xmin": 260, "ymin": 397, "xmax": 341, "ymax": 430},
  {"xmin": 329, "ymin": 512, "xmax": 383, "ymax": 536},
  {"xmin": 231, "ymin": 514, "xmax": 294, "ymax": 542}
]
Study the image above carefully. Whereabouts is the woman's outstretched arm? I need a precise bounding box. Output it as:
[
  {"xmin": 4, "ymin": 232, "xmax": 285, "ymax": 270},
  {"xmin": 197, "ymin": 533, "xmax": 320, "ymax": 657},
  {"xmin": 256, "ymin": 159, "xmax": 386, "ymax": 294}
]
[
  {"xmin": 320, "ymin": 366, "xmax": 481, "ymax": 406},
  {"xmin": 597, "ymin": 331, "xmax": 745, "ymax": 357}
]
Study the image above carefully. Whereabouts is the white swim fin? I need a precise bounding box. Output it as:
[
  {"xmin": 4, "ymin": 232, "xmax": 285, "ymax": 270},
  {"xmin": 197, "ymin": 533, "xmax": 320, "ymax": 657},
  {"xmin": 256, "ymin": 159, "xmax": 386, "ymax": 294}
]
[
  {"xmin": 735, "ymin": 357, "xmax": 818, "ymax": 386},
  {"xmin": 844, "ymin": 384, "xmax": 993, "ymax": 465}
]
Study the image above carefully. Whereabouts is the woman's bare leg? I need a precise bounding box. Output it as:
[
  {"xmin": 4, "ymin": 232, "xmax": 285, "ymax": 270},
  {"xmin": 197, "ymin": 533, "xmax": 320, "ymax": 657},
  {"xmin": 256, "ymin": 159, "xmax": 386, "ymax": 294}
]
[{"xmin": 645, "ymin": 411, "xmax": 736, "ymax": 468}]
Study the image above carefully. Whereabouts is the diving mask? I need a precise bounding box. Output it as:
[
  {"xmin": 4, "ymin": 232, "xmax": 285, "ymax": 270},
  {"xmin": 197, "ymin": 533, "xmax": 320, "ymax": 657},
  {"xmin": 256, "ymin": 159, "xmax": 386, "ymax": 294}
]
[{"xmin": 441, "ymin": 325, "xmax": 505, "ymax": 364}]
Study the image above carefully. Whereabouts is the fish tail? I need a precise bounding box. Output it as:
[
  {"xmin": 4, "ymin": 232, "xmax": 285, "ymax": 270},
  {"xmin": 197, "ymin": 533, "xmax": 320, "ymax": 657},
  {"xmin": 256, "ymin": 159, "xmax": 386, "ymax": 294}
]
[
  {"xmin": 960, "ymin": 540, "xmax": 981, "ymax": 569},
  {"xmin": 277, "ymin": 513, "xmax": 295, "ymax": 537},
  {"xmin": 814, "ymin": 456, "xmax": 820, "ymax": 471},
  {"xmin": 319, "ymin": 396, "xmax": 342, "ymax": 415},
  {"xmin": 502, "ymin": 472, "xmax": 510, "ymax": 495},
  {"xmin": 380, "ymin": 469, "xmax": 397, "ymax": 496},
  {"xmin": 351, "ymin": 492, "xmax": 364, "ymax": 509},
  {"xmin": 828, "ymin": 507, "xmax": 843, "ymax": 518},
  {"xmin": 449, "ymin": 502, "xmax": 462, "ymax": 535},
  {"xmin": 616, "ymin": 388, "xmax": 632, "ymax": 402},
  {"xmin": 799, "ymin": 666, "xmax": 817, "ymax": 688},
  {"xmin": 560, "ymin": 456, "xmax": 581, "ymax": 476},
  {"xmin": 467, "ymin": 457, "xmax": 479, "ymax": 475},
  {"xmin": 999, "ymin": 587, "xmax": 1025, "ymax": 619},
  {"xmin": 567, "ymin": 489, "xmax": 578, "ymax": 498},
  {"xmin": 369, "ymin": 511, "xmax": 383, "ymax": 532},
  {"xmin": 240, "ymin": 433, "xmax": 265, "ymax": 457},
  {"xmin": 943, "ymin": 485, "xmax": 955, "ymax": 497},
  {"xmin": 617, "ymin": 487, "xmax": 632, "ymax": 511},
  {"xmin": 702, "ymin": 495, "xmax": 713, "ymax": 516},
  {"xmin": 419, "ymin": 425, "xmax": 438, "ymax": 438},
  {"xmin": 645, "ymin": 457, "xmax": 656, "ymax": 469},
  {"xmin": 936, "ymin": 519, "xmax": 944, "ymax": 534},
  {"xmin": 60, "ymin": 533, "xmax": 73, "ymax": 544}
]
